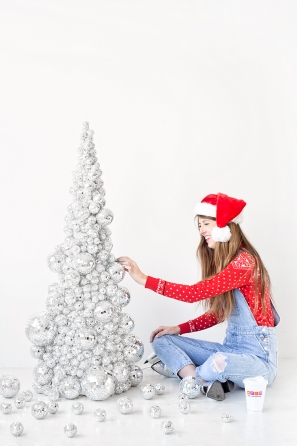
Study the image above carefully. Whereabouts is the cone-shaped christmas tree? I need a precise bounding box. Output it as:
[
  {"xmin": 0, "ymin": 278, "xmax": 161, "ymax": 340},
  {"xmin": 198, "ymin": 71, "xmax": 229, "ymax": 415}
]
[{"xmin": 25, "ymin": 122, "xmax": 144, "ymax": 401}]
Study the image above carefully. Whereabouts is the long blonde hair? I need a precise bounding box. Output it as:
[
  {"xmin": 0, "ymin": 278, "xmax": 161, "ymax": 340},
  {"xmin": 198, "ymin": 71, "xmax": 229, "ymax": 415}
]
[{"xmin": 196, "ymin": 216, "xmax": 271, "ymax": 322}]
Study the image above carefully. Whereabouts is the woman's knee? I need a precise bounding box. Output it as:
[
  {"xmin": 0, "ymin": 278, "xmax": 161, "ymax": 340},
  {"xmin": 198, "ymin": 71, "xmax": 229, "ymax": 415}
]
[{"xmin": 152, "ymin": 334, "xmax": 170, "ymax": 353}]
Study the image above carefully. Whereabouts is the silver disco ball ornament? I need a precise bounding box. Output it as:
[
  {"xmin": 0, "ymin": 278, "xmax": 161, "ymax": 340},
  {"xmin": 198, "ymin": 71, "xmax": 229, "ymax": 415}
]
[
  {"xmin": 72, "ymin": 402, "xmax": 84, "ymax": 415},
  {"xmin": 108, "ymin": 262, "xmax": 125, "ymax": 283},
  {"xmin": 15, "ymin": 397, "xmax": 26, "ymax": 409},
  {"xmin": 10, "ymin": 421, "xmax": 24, "ymax": 437},
  {"xmin": 94, "ymin": 408, "xmax": 106, "ymax": 421},
  {"xmin": 81, "ymin": 369, "xmax": 116, "ymax": 401},
  {"xmin": 33, "ymin": 362, "xmax": 54, "ymax": 386},
  {"xmin": 31, "ymin": 400, "xmax": 49, "ymax": 419},
  {"xmin": 0, "ymin": 375, "xmax": 20, "ymax": 398},
  {"xmin": 25, "ymin": 313, "xmax": 57, "ymax": 346},
  {"xmin": 150, "ymin": 405, "xmax": 162, "ymax": 419},
  {"xmin": 30, "ymin": 345, "xmax": 45, "ymax": 359},
  {"xmin": 161, "ymin": 420, "xmax": 174, "ymax": 435},
  {"xmin": 94, "ymin": 301, "xmax": 115, "ymax": 323},
  {"xmin": 21, "ymin": 390, "xmax": 33, "ymax": 402},
  {"xmin": 118, "ymin": 313, "xmax": 135, "ymax": 334},
  {"xmin": 73, "ymin": 253, "xmax": 96, "ymax": 274},
  {"xmin": 48, "ymin": 401, "xmax": 59, "ymax": 414},
  {"xmin": 75, "ymin": 329, "xmax": 97, "ymax": 350},
  {"xmin": 59, "ymin": 377, "xmax": 81, "ymax": 399},
  {"xmin": 1, "ymin": 402, "xmax": 12, "ymax": 414},
  {"xmin": 115, "ymin": 286, "xmax": 130, "ymax": 307},
  {"xmin": 179, "ymin": 376, "xmax": 201, "ymax": 399},
  {"xmin": 47, "ymin": 252, "xmax": 65, "ymax": 272},
  {"xmin": 140, "ymin": 384, "xmax": 155, "ymax": 400},
  {"xmin": 63, "ymin": 269, "xmax": 81, "ymax": 288},
  {"xmin": 64, "ymin": 423, "xmax": 77, "ymax": 438},
  {"xmin": 155, "ymin": 383, "xmax": 165, "ymax": 395},
  {"xmin": 47, "ymin": 388, "xmax": 60, "ymax": 401},
  {"xmin": 96, "ymin": 208, "xmax": 113, "ymax": 226},
  {"xmin": 129, "ymin": 365, "xmax": 143, "ymax": 387},
  {"xmin": 123, "ymin": 338, "xmax": 144, "ymax": 363},
  {"xmin": 221, "ymin": 412, "xmax": 233, "ymax": 423},
  {"xmin": 117, "ymin": 396, "xmax": 133, "ymax": 414},
  {"xmin": 179, "ymin": 401, "xmax": 191, "ymax": 414},
  {"xmin": 112, "ymin": 363, "xmax": 130, "ymax": 383}
]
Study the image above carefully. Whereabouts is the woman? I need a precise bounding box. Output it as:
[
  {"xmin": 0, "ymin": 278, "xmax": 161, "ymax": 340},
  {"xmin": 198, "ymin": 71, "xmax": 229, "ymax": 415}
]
[{"xmin": 118, "ymin": 193, "xmax": 280, "ymax": 401}]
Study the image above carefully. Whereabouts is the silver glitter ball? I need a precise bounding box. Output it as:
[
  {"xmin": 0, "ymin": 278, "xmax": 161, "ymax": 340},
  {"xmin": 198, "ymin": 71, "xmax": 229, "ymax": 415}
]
[
  {"xmin": 129, "ymin": 365, "xmax": 143, "ymax": 387},
  {"xmin": 117, "ymin": 396, "xmax": 133, "ymax": 414},
  {"xmin": 94, "ymin": 408, "xmax": 106, "ymax": 421},
  {"xmin": 75, "ymin": 328, "xmax": 97, "ymax": 350},
  {"xmin": 21, "ymin": 390, "xmax": 33, "ymax": 402},
  {"xmin": 140, "ymin": 384, "xmax": 155, "ymax": 400},
  {"xmin": 1, "ymin": 402, "xmax": 12, "ymax": 414},
  {"xmin": 123, "ymin": 338, "xmax": 144, "ymax": 363},
  {"xmin": 33, "ymin": 362, "xmax": 54, "ymax": 385},
  {"xmin": 112, "ymin": 363, "xmax": 130, "ymax": 383},
  {"xmin": 115, "ymin": 286, "xmax": 130, "ymax": 307},
  {"xmin": 64, "ymin": 423, "xmax": 77, "ymax": 438},
  {"xmin": 72, "ymin": 402, "xmax": 84, "ymax": 415},
  {"xmin": 48, "ymin": 401, "xmax": 59, "ymax": 414},
  {"xmin": 179, "ymin": 376, "xmax": 201, "ymax": 399},
  {"xmin": 161, "ymin": 420, "xmax": 174, "ymax": 435},
  {"xmin": 150, "ymin": 405, "xmax": 162, "ymax": 418},
  {"xmin": 31, "ymin": 400, "xmax": 49, "ymax": 419},
  {"xmin": 10, "ymin": 421, "xmax": 24, "ymax": 437},
  {"xmin": 94, "ymin": 301, "xmax": 115, "ymax": 322},
  {"xmin": 178, "ymin": 392, "xmax": 189, "ymax": 403},
  {"xmin": 15, "ymin": 397, "xmax": 26, "ymax": 409},
  {"xmin": 118, "ymin": 313, "xmax": 135, "ymax": 334},
  {"xmin": 155, "ymin": 383, "xmax": 165, "ymax": 395},
  {"xmin": 30, "ymin": 345, "xmax": 45, "ymax": 359},
  {"xmin": 221, "ymin": 412, "xmax": 233, "ymax": 423},
  {"xmin": 108, "ymin": 262, "xmax": 125, "ymax": 283},
  {"xmin": 73, "ymin": 253, "xmax": 96, "ymax": 274},
  {"xmin": 97, "ymin": 208, "xmax": 114, "ymax": 226},
  {"xmin": 0, "ymin": 375, "xmax": 20, "ymax": 398},
  {"xmin": 47, "ymin": 388, "xmax": 60, "ymax": 401},
  {"xmin": 59, "ymin": 376, "xmax": 81, "ymax": 399},
  {"xmin": 179, "ymin": 401, "xmax": 191, "ymax": 414},
  {"xmin": 25, "ymin": 312, "xmax": 57, "ymax": 346},
  {"xmin": 47, "ymin": 251, "xmax": 66, "ymax": 272},
  {"xmin": 81, "ymin": 369, "xmax": 116, "ymax": 401}
]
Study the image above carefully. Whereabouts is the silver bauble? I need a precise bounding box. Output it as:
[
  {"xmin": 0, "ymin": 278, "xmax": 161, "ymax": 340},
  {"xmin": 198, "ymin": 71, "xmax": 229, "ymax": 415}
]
[
  {"xmin": 140, "ymin": 384, "xmax": 155, "ymax": 400},
  {"xmin": 179, "ymin": 401, "xmax": 191, "ymax": 414},
  {"xmin": 48, "ymin": 401, "xmax": 59, "ymax": 414},
  {"xmin": 221, "ymin": 412, "xmax": 233, "ymax": 423},
  {"xmin": 47, "ymin": 252, "xmax": 65, "ymax": 272},
  {"xmin": 72, "ymin": 402, "xmax": 84, "ymax": 415},
  {"xmin": 59, "ymin": 376, "xmax": 81, "ymax": 399},
  {"xmin": 179, "ymin": 376, "xmax": 200, "ymax": 399},
  {"xmin": 94, "ymin": 408, "xmax": 106, "ymax": 421},
  {"xmin": 0, "ymin": 375, "xmax": 20, "ymax": 398},
  {"xmin": 10, "ymin": 421, "xmax": 24, "ymax": 437},
  {"xmin": 30, "ymin": 345, "xmax": 45, "ymax": 359},
  {"xmin": 123, "ymin": 338, "xmax": 144, "ymax": 363},
  {"xmin": 73, "ymin": 253, "xmax": 96, "ymax": 274},
  {"xmin": 64, "ymin": 423, "xmax": 77, "ymax": 438},
  {"xmin": 1, "ymin": 402, "xmax": 12, "ymax": 414},
  {"xmin": 155, "ymin": 383, "xmax": 165, "ymax": 395},
  {"xmin": 47, "ymin": 388, "xmax": 60, "ymax": 401},
  {"xmin": 31, "ymin": 401, "xmax": 49, "ymax": 419},
  {"xmin": 15, "ymin": 397, "xmax": 25, "ymax": 409},
  {"xmin": 129, "ymin": 365, "xmax": 143, "ymax": 386},
  {"xmin": 118, "ymin": 313, "xmax": 135, "ymax": 334},
  {"xmin": 108, "ymin": 262, "xmax": 125, "ymax": 283},
  {"xmin": 161, "ymin": 420, "xmax": 174, "ymax": 435},
  {"xmin": 115, "ymin": 286, "xmax": 130, "ymax": 307},
  {"xmin": 97, "ymin": 208, "xmax": 113, "ymax": 226},
  {"xmin": 117, "ymin": 396, "xmax": 133, "ymax": 414},
  {"xmin": 81, "ymin": 369, "xmax": 116, "ymax": 401},
  {"xmin": 33, "ymin": 362, "xmax": 54, "ymax": 385},
  {"xmin": 26, "ymin": 313, "xmax": 57, "ymax": 346},
  {"xmin": 63, "ymin": 269, "xmax": 81, "ymax": 288},
  {"xmin": 94, "ymin": 301, "xmax": 115, "ymax": 322},
  {"xmin": 150, "ymin": 405, "xmax": 162, "ymax": 419},
  {"xmin": 178, "ymin": 392, "xmax": 189, "ymax": 403},
  {"xmin": 20, "ymin": 389, "xmax": 33, "ymax": 402},
  {"xmin": 112, "ymin": 363, "xmax": 130, "ymax": 383},
  {"xmin": 75, "ymin": 329, "xmax": 97, "ymax": 350}
]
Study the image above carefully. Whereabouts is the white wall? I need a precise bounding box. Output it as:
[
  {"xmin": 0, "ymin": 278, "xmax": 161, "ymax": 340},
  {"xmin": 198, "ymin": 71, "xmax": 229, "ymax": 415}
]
[{"xmin": 0, "ymin": 0, "xmax": 296, "ymax": 367}]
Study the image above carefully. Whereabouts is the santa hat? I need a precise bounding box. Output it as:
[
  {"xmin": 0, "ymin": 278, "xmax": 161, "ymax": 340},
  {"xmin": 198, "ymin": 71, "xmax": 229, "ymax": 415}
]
[{"xmin": 194, "ymin": 193, "xmax": 246, "ymax": 242}]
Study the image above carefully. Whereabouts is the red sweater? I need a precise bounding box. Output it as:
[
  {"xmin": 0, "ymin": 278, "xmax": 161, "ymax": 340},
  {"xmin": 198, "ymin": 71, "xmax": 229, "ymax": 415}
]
[{"xmin": 145, "ymin": 252, "xmax": 274, "ymax": 335}]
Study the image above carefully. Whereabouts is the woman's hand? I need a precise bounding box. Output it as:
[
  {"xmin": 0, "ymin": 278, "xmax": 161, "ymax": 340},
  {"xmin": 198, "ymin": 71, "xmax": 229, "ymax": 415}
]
[
  {"xmin": 117, "ymin": 256, "xmax": 148, "ymax": 286},
  {"xmin": 150, "ymin": 325, "xmax": 180, "ymax": 343}
]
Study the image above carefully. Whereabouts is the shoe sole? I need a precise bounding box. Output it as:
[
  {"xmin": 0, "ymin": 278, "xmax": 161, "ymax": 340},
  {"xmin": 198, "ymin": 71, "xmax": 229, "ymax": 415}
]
[{"xmin": 206, "ymin": 381, "xmax": 225, "ymax": 401}]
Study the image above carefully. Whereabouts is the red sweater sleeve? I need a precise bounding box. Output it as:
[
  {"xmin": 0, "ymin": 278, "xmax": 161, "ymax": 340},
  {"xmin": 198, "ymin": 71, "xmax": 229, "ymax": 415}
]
[
  {"xmin": 145, "ymin": 252, "xmax": 254, "ymax": 303},
  {"xmin": 178, "ymin": 311, "xmax": 219, "ymax": 335}
]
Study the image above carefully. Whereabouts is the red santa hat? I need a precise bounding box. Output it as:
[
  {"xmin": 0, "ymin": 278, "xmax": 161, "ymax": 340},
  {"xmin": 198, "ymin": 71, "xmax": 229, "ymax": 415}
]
[{"xmin": 194, "ymin": 193, "xmax": 246, "ymax": 242}]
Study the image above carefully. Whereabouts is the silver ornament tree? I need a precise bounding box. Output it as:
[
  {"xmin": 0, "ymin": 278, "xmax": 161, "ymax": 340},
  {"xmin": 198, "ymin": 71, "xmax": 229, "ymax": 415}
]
[{"xmin": 25, "ymin": 122, "xmax": 144, "ymax": 401}]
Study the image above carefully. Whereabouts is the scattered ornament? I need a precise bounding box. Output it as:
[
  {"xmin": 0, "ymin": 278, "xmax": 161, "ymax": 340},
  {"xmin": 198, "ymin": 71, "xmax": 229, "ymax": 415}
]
[
  {"xmin": 140, "ymin": 384, "xmax": 155, "ymax": 400},
  {"xmin": 48, "ymin": 401, "xmax": 59, "ymax": 414},
  {"xmin": 179, "ymin": 376, "xmax": 200, "ymax": 399},
  {"xmin": 64, "ymin": 423, "xmax": 77, "ymax": 438},
  {"xmin": 150, "ymin": 405, "xmax": 162, "ymax": 419},
  {"xmin": 0, "ymin": 375, "xmax": 20, "ymax": 398},
  {"xmin": 72, "ymin": 402, "xmax": 84, "ymax": 415},
  {"xmin": 14, "ymin": 397, "xmax": 25, "ymax": 409},
  {"xmin": 10, "ymin": 422, "xmax": 24, "ymax": 437},
  {"xmin": 154, "ymin": 383, "xmax": 165, "ymax": 395},
  {"xmin": 31, "ymin": 401, "xmax": 49, "ymax": 419},
  {"xmin": 221, "ymin": 412, "xmax": 233, "ymax": 423},
  {"xmin": 94, "ymin": 408, "xmax": 106, "ymax": 421},
  {"xmin": 117, "ymin": 396, "xmax": 133, "ymax": 414},
  {"xmin": 1, "ymin": 402, "xmax": 12, "ymax": 414}
]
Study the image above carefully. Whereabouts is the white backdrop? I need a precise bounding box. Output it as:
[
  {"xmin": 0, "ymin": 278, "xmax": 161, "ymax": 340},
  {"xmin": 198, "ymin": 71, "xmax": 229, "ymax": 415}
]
[{"xmin": 0, "ymin": 0, "xmax": 296, "ymax": 367}]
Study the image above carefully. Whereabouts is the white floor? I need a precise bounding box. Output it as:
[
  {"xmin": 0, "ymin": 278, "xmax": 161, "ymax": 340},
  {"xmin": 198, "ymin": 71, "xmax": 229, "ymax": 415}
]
[{"xmin": 0, "ymin": 359, "xmax": 296, "ymax": 446}]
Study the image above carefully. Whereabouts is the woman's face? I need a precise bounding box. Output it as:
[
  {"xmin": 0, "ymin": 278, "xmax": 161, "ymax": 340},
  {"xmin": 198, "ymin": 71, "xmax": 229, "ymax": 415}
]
[{"xmin": 198, "ymin": 217, "xmax": 217, "ymax": 249}]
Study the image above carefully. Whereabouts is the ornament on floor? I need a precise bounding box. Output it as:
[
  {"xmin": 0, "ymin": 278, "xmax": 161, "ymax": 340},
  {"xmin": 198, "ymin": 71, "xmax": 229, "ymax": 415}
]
[
  {"xmin": 154, "ymin": 383, "xmax": 165, "ymax": 395},
  {"xmin": 117, "ymin": 397, "xmax": 133, "ymax": 414},
  {"xmin": 150, "ymin": 405, "xmax": 162, "ymax": 418},
  {"xmin": 94, "ymin": 408, "xmax": 106, "ymax": 421},
  {"xmin": 161, "ymin": 420, "xmax": 175, "ymax": 435},
  {"xmin": 178, "ymin": 401, "xmax": 191, "ymax": 414},
  {"xmin": 179, "ymin": 376, "xmax": 200, "ymax": 399},
  {"xmin": 64, "ymin": 423, "xmax": 77, "ymax": 438},
  {"xmin": 221, "ymin": 412, "xmax": 233, "ymax": 423},
  {"xmin": 10, "ymin": 421, "xmax": 24, "ymax": 437},
  {"xmin": 21, "ymin": 390, "xmax": 33, "ymax": 402},
  {"xmin": 177, "ymin": 392, "xmax": 189, "ymax": 403},
  {"xmin": 72, "ymin": 402, "xmax": 84, "ymax": 415},
  {"xmin": 48, "ymin": 401, "xmax": 59, "ymax": 414},
  {"xmin": 25, "ymin": 123, "xmax": 144, "ymax": 401},
  {"xmin": 1, "ymin": 402, "xmax": 12, "ymax": 414},
  {"xmin": 0, "ymin": 375, "xmax": 20, "ymax": 398},
  {"xmin": 31, "ymin": 401, "xmax": 49, "ymax": 419},
  {"xmin": 140, "ymin": 384, "xmax": 155, "ymax": 400},
  {"xmin": 14, "ymin": 397, "xmax": 26, "ymax": 409}
]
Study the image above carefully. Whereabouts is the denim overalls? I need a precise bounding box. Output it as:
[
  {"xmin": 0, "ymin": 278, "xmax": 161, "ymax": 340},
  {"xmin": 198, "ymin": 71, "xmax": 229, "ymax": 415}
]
[{"xmin": 152, "ymin": 288, "xmax": 280, "ymax": 388}]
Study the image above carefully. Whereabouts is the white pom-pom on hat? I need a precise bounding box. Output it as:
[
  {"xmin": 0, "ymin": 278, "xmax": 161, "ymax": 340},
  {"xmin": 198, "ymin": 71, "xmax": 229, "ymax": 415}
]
[{"xmin": 211, "ymin": 226, "xmax": 231, "ymax": 242}]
